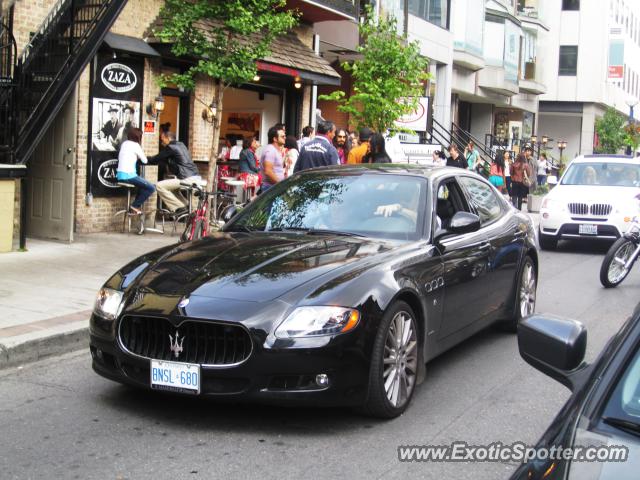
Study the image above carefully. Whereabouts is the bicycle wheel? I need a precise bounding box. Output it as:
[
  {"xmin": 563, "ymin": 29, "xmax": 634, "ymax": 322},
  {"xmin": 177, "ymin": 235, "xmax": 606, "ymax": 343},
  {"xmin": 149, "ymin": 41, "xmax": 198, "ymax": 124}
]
[
  {"xmin": 192, "ymin": 218, "xmax": 205, "ymax": 240},
  {"xmin": 600, "ymin": 238, "xmax": 638, "ymax": 288},
  {"xmin": 180, "ymin": 213, "xmax": 195, "ymax": 242}
]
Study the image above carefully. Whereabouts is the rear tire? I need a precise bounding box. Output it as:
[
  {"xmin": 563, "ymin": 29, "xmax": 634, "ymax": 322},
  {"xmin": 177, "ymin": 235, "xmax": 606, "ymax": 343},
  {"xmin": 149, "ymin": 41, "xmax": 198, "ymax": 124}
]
[
  {"xmin": 362, "ymin": 301, "xmax": 419, "ymax": 419},
  {"xmin": 502, "ymin": 256, "xmax": 536, "ymax": 333},
  {"xmin": 600, "ymin": 237, "xmax": 637, "ymax": 288},
  {"xmin": 538, "ymin": 228, "xmax": 557, "ymax": 250}
]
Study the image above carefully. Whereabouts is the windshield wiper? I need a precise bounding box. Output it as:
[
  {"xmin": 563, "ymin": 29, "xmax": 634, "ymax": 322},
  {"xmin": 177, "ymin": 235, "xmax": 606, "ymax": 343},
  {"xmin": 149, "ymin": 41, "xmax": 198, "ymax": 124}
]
[
  {"xmin": 267, "ymin": 227, "xmax": 365, "ymax": 237},
  {"xmin": 224, "ymin": 225, "xmax": 260, "ymax": 233},
  {"xmin": 603, "ymin": 416, "xmax": 640, "ymax": 437}
]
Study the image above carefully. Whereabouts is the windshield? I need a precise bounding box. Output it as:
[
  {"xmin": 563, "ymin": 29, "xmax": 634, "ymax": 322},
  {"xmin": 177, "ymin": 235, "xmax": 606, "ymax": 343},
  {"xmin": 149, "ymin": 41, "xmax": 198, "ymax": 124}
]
[
  {"xmin": 561, "ymin": 162, "xmax": 640, "ymax": 187},
  {"xmin": 224, "ymin": 172, "xmax": 428, "ymax": 240}
]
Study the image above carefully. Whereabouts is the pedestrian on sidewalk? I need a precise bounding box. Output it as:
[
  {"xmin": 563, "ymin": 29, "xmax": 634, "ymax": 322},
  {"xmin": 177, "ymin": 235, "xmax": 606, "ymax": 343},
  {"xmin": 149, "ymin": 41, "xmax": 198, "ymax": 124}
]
[
  {"xmin": 537, "ymin": 152, "xmax": 549, "ymax": 186},
  {"xmin": 465, "ymin": 141, "xmax": 480, "ymax": 171},
  {"xmin": 503, "ymin": 150, "xmax": 512, "ymax": 196},
  {"xmin": 510, "ymin": 153, "xmax": 532, "ymax": 211},
  {"xmin": 446, "ymin": 145, "xmax": 466, "ymax": 169},
  {"xmin": 116, "ymin": 128, "xmax": 155, "ymax": 215},
  {"xmin": 364, "ymin": 133, "xmax": 392, "ymax": 163},
  {"xmin": 347, "ymin": 127, "xmax": 372, "ymax": 164},
  {"xmin": 297, "ymin": 125, "xmax": 314, "ymax": 151},
  {"xmin": 259, "ymin": 125, "xmax": 286, "ymax": 193},
  {"xmin": 284, "ymin": 135, "xmax": 299, "ymax": 177},
  {"xmin": 148, "ymin": 131, "xmax": 201, "ymax": 215},
  {"xmin": 333, "ymin": 128, "xmax": 351, "ymax": 165},
  {"xmin": 489, "ymin": 154, "xmax": 505, "ymax": 192},
  {"xmin": 293, "ymin": 120, "xmax": 339, "ymax": 172}
]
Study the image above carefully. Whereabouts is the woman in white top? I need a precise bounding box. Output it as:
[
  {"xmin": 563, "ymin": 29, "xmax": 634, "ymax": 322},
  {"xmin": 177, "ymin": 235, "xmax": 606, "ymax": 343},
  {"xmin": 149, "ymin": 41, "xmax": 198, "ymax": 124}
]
[
  {"xmin": 284, "ymin": 135, "xmax": 299, "ymax": 177},
  {"xmin": 537, "ymin": 152, "xmax": 549, "ymax": 186},
  {"xmin": 503, "ymin": 150, "xmax": 512, "ymax": 196},
  {"xmin": 116, "ymin": 128, "xmax": 155, "ymax": 215}
]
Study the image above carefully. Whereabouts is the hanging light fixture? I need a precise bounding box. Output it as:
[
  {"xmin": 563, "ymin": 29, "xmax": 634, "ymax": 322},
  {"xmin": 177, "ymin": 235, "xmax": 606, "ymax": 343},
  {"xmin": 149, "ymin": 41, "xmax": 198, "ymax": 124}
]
[
  {"xmin": 294, "ymin": 76, "xmax": 302, "ymax": 89},
  {"xmin": 202, "ymin": 99, "xmax": 218, "ymax": 124},
  {"xmin": 146, "ymin": 94, "xmax": 165, "ymax": 119},
  {"xmin": 253, "ymin": 74, "xmax": 261, "ymax": 82}
]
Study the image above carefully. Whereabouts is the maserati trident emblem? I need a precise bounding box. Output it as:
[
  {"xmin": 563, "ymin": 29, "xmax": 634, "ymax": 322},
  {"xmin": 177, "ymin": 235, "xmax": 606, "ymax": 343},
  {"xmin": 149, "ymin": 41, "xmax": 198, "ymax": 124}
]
[
  {"xmin": 178, "ymin": 297, "xmax": 190, "ymax": 309},
  {"xmin": 169, "ymin": 331, "xmax": 185, "ymax": 358}
]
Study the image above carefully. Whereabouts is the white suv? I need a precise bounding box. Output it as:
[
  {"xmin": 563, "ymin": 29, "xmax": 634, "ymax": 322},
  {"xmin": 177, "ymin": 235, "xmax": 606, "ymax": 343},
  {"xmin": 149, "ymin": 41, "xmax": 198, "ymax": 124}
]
[{"xmin": 538, "ymin": 155, "xmax": 640, "ymax": 250}]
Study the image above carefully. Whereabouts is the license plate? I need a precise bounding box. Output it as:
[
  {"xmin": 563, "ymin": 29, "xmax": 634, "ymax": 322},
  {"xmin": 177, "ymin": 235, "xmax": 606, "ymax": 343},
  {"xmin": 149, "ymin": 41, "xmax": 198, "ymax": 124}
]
[
  {"xmin": 579, "ymin": 224, "xmax": 598, "ymax": 235},
  {"xmin": 150, "ymin": 359, "xmax": 200, "ymax": 394}
]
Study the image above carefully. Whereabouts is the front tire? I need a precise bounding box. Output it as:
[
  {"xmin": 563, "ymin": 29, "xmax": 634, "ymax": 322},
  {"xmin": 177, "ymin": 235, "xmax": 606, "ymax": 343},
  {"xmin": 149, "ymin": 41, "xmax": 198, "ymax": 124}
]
[
  {"xmin": 600, "ymin": 237, "xmax": 637, "ymax": 288},
  {"xmin": 502, "ymin": 256, "xmax": 537, "ymax": 332},
  {"xmin": 538, "ymin": 228, "xmax": 557, "ymax": 250},
  {"xmin": 362, "ymin": 301, "xmax": 419, "ymax": 418}
]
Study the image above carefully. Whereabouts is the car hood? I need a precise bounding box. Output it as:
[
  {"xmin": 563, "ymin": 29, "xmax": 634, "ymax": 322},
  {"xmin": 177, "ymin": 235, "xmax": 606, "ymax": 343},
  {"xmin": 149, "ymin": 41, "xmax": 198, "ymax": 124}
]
[
  {"xmin": 547, "ymin": 185, "xmax": 640, "ymax": 206},
  {"xmin": 131, "ymin": 232, "xmax": 395, "ymax": 302}
]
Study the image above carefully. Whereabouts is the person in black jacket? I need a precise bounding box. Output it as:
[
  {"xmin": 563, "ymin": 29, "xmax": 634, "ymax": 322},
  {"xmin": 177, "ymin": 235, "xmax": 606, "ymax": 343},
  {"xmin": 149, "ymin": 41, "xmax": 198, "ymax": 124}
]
[
  {"xmin": 149, "ymin": 131, "xmax": 201, "ymax": 214},
  {"xmin": 446, "ymin": 144, "xmax": 467, "ymax": 169},
  {"xmin": 293, "ymin": 120, "xmax": 339, "ymax": 173}
]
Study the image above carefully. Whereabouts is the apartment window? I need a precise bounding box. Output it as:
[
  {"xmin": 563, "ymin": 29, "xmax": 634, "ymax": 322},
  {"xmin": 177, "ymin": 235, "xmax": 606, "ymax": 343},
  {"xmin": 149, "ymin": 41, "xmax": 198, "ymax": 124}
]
[
  {"xmin": 559, "ymin": 46, "xmax": 578, "ymax": 76},
  {"xmin": 408, "ymin": 0, "xmax": 449, "ymax": 29},
  {"xmin": 562, "ymin": 0, "xmax": 580, "ymax": 10}
]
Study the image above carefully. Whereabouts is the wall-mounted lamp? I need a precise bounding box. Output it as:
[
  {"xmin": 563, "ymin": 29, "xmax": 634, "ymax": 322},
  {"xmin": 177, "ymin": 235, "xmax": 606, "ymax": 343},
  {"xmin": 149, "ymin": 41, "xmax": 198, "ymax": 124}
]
[
  {"xmin": 294, "ymin": 76, "xmax": 302, "ymax": 89},
  {"xmin": 146, "ymin": 95, "xmax": 165, "ymax": 119},
  {"xmin": 253, "ymin": 74, "xmax": 261, "ymax": 82},
  {"xmin": 202, "ymin": 100, "xmax": 218, "ymax": 124}
]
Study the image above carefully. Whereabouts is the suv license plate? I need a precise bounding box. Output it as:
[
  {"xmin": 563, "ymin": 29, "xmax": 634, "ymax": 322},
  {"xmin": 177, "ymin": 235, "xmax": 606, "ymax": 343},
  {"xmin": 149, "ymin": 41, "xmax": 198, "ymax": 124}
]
[
  {"xmin": 579, "ymin": 224, "xmax": 598, "ymax": 235},
  {"xmin": 150, "ymin": 359, "xmax": 200, "ymax": 394}
]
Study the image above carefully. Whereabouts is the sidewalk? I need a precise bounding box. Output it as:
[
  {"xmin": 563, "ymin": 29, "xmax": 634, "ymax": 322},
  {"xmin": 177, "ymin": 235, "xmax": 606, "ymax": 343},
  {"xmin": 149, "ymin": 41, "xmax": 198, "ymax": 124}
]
[{"xmin": 0, "ymin": 232, "xmax": 177, "ymax": 369}]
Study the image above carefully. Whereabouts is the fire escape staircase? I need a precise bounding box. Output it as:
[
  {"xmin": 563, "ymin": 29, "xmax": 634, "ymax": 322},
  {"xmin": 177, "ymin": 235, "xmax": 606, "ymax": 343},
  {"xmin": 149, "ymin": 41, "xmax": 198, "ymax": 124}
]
[
  {"xmin": 0, "ymin": 0, "xmax": 128, "ymax": 165},
  {"xmin": 430, "ymin": 118, "xmax": 495, "ymax": 176}
]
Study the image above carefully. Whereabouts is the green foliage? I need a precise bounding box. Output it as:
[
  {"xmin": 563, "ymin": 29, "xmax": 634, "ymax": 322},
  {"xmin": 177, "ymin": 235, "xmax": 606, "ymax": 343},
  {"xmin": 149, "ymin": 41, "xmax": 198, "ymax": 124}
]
[
  {"xmin": 318, "ymin": 6, "xmax": 430, "ymax": 133},
  {"xmin": 531, "ymin": 183, "xmax": 549, "ymax": 196},
  {"xmin": 623, "ymin": 122, "xmax": 640, "ymax": 154},
  {"xmin": 154, "ymin": 0, "xmax": 299, "ymax": 89},
  {"xmin": 594, "ymin": 107, "xmax": 627, "ymax": 154}
]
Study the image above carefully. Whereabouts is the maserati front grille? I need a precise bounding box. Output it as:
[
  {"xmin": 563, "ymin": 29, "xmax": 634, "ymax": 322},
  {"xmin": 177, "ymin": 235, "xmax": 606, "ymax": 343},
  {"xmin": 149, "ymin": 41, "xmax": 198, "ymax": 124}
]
[{"xmin": 119, "ymin": 315, "xmax": 252, "ymax": 366}]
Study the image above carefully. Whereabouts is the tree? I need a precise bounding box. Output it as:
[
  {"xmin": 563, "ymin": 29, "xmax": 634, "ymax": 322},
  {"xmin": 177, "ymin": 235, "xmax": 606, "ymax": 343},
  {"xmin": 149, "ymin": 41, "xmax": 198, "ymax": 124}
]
[
  {"xmin": 318, "ymin": 6, "xmax": 430, "ymax": 134},
  {"xmin": 154, "ymin": 0, "xmax": 299, "ymax": 186},
  {"xmin": 594, "ymin": 107, "xmax": 627, "ymax": 154}
]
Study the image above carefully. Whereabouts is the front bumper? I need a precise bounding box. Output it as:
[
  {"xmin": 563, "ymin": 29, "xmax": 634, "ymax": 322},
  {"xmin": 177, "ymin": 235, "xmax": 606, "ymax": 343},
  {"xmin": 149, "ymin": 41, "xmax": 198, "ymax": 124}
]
[
  {"xmin": 539, "ymin": 208, "xmax": 629, "ymax": 240},
  {"xmin": 89, "ymin": 328, "xmax": 371, "ymax": 407}
]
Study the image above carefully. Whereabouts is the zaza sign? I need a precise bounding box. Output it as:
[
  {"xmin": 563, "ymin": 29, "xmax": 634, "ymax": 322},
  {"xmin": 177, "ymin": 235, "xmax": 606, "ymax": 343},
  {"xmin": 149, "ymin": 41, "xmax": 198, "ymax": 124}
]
[{"xmin": 101, "ymin": 63, "xmax": 137, "ymax": 93}]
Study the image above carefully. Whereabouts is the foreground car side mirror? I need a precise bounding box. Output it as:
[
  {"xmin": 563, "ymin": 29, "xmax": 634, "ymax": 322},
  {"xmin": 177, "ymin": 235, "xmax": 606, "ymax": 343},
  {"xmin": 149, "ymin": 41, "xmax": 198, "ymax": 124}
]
[
  {"xmin": 448, "ymin": 212, "xmax": 481, "ymax": 234},
  {"xmin": 518, "ymin": 315, "xmax": 588, "ymax": 391}
]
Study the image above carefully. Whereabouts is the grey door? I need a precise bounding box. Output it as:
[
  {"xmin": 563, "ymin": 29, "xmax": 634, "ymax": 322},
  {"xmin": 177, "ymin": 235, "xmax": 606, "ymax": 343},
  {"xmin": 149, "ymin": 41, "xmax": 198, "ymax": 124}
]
[{"xmin": 27, "ymin": 87, "xmax": 77, "ymax": 242}]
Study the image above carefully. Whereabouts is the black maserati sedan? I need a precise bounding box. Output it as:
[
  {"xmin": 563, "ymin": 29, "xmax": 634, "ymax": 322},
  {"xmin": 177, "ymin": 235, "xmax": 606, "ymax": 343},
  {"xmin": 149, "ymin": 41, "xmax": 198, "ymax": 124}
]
[
  {"xmin": 511, "ymin": 306, "xmax": 640, "ymax": 479},
  {"xmin": 90, "ymin": 164, "xmax": 538, "ymax": 418}
]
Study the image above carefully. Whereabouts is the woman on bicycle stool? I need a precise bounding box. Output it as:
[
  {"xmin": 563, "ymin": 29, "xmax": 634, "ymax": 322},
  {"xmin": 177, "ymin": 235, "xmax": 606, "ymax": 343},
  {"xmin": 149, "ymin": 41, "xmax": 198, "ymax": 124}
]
[{"xmin": 116, "ymin": 128, "xmax": 155, "ymax": 215}]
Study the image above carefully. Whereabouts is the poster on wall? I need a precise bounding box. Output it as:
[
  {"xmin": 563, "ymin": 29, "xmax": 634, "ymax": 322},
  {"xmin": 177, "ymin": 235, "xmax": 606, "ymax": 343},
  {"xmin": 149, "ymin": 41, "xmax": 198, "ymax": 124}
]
[
  {"xmin": 88, "ymin": 54, "xmax": 144, "ymax": 197},
  {"xmin": 522, "ymin": 112, "xmax": 534, "ymax": 140},
  {"xmin": 509, "ymin": 121, "xmax": 523, "ymax": 147}
]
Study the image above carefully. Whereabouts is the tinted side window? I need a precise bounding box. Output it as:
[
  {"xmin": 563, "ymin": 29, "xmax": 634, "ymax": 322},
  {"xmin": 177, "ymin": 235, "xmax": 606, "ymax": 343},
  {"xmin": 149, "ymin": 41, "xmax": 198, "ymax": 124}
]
[{"xmin": 457, "ymin": 177, "xmax": 502, "ymax": 225}]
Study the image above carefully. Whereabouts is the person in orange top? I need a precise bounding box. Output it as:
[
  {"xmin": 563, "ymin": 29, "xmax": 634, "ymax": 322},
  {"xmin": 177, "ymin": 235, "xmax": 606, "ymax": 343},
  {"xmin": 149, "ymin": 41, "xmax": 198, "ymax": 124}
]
[{"xmin": 347, "ymin": 127, "xmax": 373, "ymax": 164}]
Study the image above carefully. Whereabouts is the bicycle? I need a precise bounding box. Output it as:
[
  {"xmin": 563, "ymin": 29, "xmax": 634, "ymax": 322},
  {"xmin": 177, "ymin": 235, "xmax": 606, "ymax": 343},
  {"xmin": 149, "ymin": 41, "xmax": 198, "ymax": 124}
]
[{"xmin": 179, "ymin": 182, "xmax": 244, "ymax": 242}]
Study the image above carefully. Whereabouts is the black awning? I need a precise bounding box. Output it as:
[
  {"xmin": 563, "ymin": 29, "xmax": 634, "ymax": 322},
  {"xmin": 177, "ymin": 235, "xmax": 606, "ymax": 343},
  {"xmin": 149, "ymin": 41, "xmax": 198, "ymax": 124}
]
[{"xmin": 103, "ymin": 33, "xmax": 161, "ymax": 58}]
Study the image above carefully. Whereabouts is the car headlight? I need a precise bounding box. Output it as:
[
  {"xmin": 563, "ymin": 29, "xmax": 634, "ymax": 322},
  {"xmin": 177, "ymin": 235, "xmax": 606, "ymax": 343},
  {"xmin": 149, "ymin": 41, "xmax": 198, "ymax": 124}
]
[
  {"xmin": 275, "ymin": 306, "xmax": 360, "ymax": 338},
  {"xmin": 541, "ymin": 197, "xmax": 564, "ymax": 211},
  {"xmin": 93, "ymin": 288, "xmax": 124, "ymax": 321}
]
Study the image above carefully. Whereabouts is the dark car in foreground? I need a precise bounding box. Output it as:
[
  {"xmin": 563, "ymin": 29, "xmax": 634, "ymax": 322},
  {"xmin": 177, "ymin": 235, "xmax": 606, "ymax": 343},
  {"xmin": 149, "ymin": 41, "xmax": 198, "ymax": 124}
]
[
  {"xmin": 90, "ymin": 165, "xmax": 538, "ymax": 418},
  {"xmin": 511, "ymin": 307, "xmax": 640, "ymax": 479}
]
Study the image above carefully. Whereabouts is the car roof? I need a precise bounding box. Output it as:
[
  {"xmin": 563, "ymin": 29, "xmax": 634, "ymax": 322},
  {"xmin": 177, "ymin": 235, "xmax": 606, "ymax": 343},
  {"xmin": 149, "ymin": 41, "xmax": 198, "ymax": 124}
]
[
  {"xmin": 571, "ymin": 154, "xmax": 637, "ymax": 164},
  {"xmin": 297, "ymin": 163, "xmax": 465, "ymax": 179}
]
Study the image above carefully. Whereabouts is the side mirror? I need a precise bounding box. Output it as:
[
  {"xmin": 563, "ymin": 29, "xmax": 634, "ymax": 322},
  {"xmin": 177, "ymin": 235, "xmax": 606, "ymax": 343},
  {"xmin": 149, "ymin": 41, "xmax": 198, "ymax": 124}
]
[
  {"xmin": 221, "ymin": 205, "xmax": 240, "ymax": 223},
  {"xmin": 518, "ymin": 315, "xmax": 588, "ymax": 391},
  {"xmin": 448, "ymin": 211, "xmax": 480, "ymax": 234}
]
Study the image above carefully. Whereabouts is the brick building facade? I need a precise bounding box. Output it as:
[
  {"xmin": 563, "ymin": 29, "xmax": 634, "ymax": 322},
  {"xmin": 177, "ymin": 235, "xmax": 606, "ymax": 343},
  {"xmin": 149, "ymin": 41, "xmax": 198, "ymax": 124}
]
[{"xmin": 4, "ymin": 0, "xmax": 341, "ymax": 247}]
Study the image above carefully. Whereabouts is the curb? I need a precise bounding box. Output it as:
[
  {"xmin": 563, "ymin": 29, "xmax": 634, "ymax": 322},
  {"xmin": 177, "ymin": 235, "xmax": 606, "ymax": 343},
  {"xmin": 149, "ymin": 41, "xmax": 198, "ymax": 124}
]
[{"xmin": 0, "ymin": 326, "xmax": 88, "ymax": 370}]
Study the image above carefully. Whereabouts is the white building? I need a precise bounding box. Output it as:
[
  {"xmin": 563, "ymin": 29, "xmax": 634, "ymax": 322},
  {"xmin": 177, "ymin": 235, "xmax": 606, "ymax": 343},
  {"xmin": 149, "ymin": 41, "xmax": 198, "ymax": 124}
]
[{"xmin": 538, "ymin": 0, "xmax": 640, "ymax": 160}]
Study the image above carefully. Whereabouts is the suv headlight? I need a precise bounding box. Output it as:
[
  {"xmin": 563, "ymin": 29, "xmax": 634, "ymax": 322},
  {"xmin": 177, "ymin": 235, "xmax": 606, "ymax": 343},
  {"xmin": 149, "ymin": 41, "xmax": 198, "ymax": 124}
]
[
  {"xmin": 94, "ymin": 288, "xmax": 124, "ymax": 321},
  {"xmin": 275, "ymin": 306, "xmax": 360, "ymax": 338}
]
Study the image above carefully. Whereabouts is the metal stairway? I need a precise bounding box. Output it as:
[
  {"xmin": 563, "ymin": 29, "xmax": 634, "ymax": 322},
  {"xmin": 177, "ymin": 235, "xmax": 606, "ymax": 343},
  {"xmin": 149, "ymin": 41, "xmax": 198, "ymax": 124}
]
[
  {"xmin": 0, "ymin": 0, "xmax": 128, "ymax": 165},
  {"xmin": 430, "ymin": 118, "xmax": 495, "ymax": 176}
]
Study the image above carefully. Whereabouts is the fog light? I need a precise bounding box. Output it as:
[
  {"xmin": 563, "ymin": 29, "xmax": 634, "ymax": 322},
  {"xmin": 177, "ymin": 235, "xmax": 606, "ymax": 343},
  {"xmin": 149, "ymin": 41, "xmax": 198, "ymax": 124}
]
[
  {"xmin": 95, "ymin": 348, "xmax": 103, "ymax": 360},
  {"xmin": 315, "ymin": 374, "xmax": 329, "ymax": 387}
]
